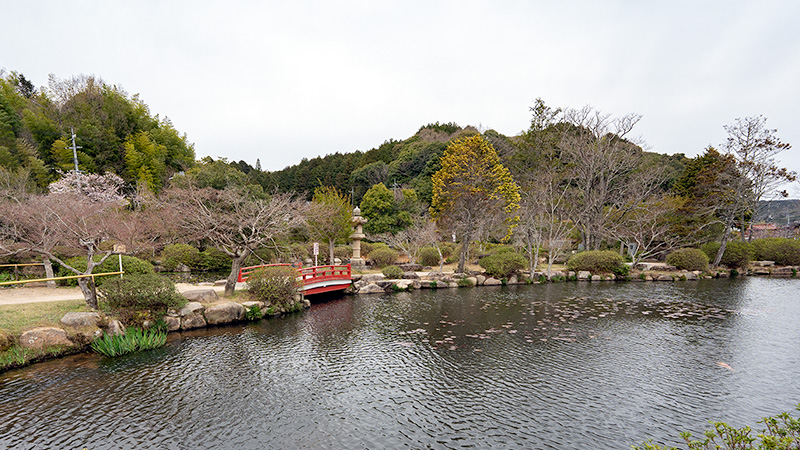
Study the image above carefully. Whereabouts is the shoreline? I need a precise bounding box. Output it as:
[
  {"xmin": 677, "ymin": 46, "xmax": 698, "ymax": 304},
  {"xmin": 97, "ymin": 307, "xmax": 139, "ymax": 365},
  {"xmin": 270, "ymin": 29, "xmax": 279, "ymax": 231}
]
[{"xmin": 1, "ymin": 266, "xmax": 797, "ymax": 374}]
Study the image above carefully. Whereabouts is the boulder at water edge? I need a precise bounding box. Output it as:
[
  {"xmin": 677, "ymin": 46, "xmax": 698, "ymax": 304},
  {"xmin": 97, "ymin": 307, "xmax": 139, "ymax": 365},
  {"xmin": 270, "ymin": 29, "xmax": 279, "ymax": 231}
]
[
  {"xmin": 204, "ymin": 301, "xmax": 246, "ymax": 325},
  {"xmin": 358, "ymin": 283, "xmax": 386, "ymax": 294},
  {"xmin": 19, "ymin": 327, "xmax": 73, "ymax": 350},
  {"xmin": 182, "ymin": 289, "xmax": 220, "ymax": 303},
  {"xmin": 177, "ymin": 302, "xmax": 205, "ymax": 317},
  {"xmin": 60, "ymin": 312, "xmax": 100, "ymax": 328},
  {"xmin": 181, "ymin": 313, "xmax": 207, "ymax": 330},
  {"xmin": 0, "ymin": 330, "xmax": 12, "ymax": 352},
  {"xmin": 484, "ymin": 277, "xmax": 502, "ymax": 286},
  {"xmin": 164, "ymin": 316, "xmax": 180, "ymax": 332}
]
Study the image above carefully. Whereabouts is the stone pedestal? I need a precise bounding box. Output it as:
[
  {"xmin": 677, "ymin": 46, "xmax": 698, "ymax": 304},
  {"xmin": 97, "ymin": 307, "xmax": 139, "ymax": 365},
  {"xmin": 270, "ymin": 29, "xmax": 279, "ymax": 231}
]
[{"xmin": 350, "ymin": 207, "xmax": 368, "ymax": 269}]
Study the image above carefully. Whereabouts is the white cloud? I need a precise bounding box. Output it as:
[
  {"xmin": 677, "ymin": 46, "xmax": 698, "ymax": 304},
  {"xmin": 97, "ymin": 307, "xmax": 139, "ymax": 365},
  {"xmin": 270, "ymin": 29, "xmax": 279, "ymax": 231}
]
[{"xmin": 1, "ymin": 0, "xmax": 798, "ymax": 189}]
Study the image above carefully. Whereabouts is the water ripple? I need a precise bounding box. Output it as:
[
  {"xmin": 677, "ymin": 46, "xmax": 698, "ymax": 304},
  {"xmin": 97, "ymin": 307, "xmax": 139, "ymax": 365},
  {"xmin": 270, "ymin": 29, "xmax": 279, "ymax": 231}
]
[{"xmin": 1, "ymin": 278, "xmax": 799, "ymax": 449}]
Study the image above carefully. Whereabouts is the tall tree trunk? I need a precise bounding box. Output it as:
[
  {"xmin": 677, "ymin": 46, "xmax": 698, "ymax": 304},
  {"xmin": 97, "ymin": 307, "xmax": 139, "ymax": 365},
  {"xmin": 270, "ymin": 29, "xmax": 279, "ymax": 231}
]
[
  {"xmin": 713, "ymin": 217, "xmax": 734, "ymax": 268},
  {"xmin": 225, "ymin": 249, "xmax": 251, "ymax": 296},
  {"xmin": 328, "ymin": 238, "xmax": 335, "ymax": 265},
  {"xmin": 457, "ymin": 230, "xmax": 472, "ymax": 274},
  {"xmin": 42, "ymin": 255, "xmax": 56, "ymax": 289},
  {"xmin": 78, "ymin": 277, "xmax": 99, "ymax": 309}
]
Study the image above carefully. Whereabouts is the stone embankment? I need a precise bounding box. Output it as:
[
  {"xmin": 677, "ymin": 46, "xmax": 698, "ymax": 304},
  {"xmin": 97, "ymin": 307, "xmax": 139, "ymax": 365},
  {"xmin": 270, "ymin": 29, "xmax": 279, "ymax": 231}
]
[
  {"xmin": 8, "ymin": 261, "xmax": 797, "ymax": 357},
  {"xmin": 349, "ymin": 262, "xmax": 798, "ymax": 295},
  {"xmin": 15, "ymin": 288, "xmax": 310, "ymax": 352}
]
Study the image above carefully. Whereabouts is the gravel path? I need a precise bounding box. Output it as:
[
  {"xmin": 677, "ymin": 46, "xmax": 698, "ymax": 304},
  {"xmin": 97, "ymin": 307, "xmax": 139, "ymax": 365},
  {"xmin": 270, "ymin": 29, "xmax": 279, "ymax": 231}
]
[{"xmin": 0, "ymin": 283, "xmax": 229, "ymax": 306}]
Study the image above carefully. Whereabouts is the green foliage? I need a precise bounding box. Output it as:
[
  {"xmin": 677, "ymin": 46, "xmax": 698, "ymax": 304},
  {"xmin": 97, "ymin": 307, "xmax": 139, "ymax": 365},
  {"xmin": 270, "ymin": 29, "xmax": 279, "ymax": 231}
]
[
  {"xmin": 197, "ymin": 247, "xmax": 232, "ymax": 271},
  {"xmin": 360, "ymin": 183, "xmax": 413, "ymax": 234},
  {"xmin": 666, "ymin": 248, "xmax": 709, "ymax": 271},
  {"xmin": 702, "ymin": 241, "xmax": 755, "ymax": 269},
  {"xmin": 381, "ymin": 265, "xmax": 403, "ymax": 279},
  {"xmin": 478, "ymin": 251, "xmax": 526, "ymax": 278},
  {"xmin": 566, "ymin": 250, "xmax": 626, "ymax": 274},
  {"xmin": 752, "ymin": 238, "xmax": 800, "ymax": 266},
  {"xmin": 360, "ymin": 241, "xmax": 375, "ymax": 258},
  {"xmin": 369, "ymin": 247, "xmax": 399, "ymax": 268},
  {"xmin": 419, "ymin": 121, "xmax": 460, "ymax": 135},
  {"xmin": 160, "ymin": 243, "xmax": 200, "ymax": 271},
  {"xmin": 90, "ymin": 327, "xmax": 168, "ymax": 358},
  {"xmin": 244, "ymin": 305, "xmax": 262, "ymax": 321},
  {"xmin": 457, "ymin": 277, "xmax": 474, "ymax": 287},
  {"xmin": 419, "ymin": 246, "xmax": 441, "ymax": 266},
  {"xmin": 246, "ymin": 266, "xmax": 301, "ymax": 308},
  {"xmin": 58, "ymin": 255, "xmax": 154, "ymax": 286},
  {"xmin": 99, "ymin": 274, "xmax": 185, "ymax": 325},
  {"xmin": 334, "ymin": 246, "xmax": 351, "ymax": 261},
  {"xmin": 633, "ymin": 404, "xmax": 800, "ymax": 450}
]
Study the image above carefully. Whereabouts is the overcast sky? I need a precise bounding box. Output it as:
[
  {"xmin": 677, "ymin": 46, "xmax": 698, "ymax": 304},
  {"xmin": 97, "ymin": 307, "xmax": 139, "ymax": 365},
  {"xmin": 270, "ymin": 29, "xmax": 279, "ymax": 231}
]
[{"xmin": 3, "ymin": 0, "xmax": 799, "ymax": 195}]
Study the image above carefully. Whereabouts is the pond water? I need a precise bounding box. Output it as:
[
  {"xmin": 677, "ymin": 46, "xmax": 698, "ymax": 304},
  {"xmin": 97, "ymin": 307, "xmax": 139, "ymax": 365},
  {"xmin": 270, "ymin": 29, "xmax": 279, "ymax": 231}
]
[{"xmin": 1, "ymin": 278, "xmax": 799, "ymax": 449}]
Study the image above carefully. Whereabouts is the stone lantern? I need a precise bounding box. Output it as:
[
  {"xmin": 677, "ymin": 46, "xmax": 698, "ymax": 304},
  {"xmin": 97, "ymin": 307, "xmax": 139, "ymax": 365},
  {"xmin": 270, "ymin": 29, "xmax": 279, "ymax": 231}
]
[{"xmin": 350, "ymin": 207, "xmax": 368, "ymax": 269}]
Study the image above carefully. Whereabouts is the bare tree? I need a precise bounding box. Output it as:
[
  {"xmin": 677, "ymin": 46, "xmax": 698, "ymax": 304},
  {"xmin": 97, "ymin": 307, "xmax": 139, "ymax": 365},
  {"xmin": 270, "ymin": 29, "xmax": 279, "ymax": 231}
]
[
  {"xmin": 165, "ymin": 186, "xmax": 302, "ymax": 296},
  {"xmin": 374, "ymin": 216, "xmax": 440, "ymax": 266},
  {"xmin": 0, "ymin": 192, "xmax": 123, "ymax": 308},
  {"xmin": 560, "ymin": 106, "xmax": 662, "ymax": 250},
  {"xmin": 722, "ymin": 116, "xmax": 796, "ymax": 242}
]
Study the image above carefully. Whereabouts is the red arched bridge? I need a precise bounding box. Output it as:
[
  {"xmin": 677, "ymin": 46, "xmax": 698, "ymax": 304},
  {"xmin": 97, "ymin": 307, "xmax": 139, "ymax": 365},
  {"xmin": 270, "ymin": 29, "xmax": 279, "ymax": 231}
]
[{"xmin": 238, "ymin": 264, "xmax": 353, "ymax": 296}]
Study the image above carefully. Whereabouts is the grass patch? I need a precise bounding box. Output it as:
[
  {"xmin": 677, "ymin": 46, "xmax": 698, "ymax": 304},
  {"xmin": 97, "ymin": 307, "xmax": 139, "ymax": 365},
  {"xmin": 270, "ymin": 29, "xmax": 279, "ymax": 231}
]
[
  {"xmin": 91, "ymin": 327, "xmax": 168, "ymax": 358},
  {"xmin": 0, "ymin": 299, "xmax": 88, "ymax": 335},
  {"xmin": 0, "ymin": 344, "xmax": 80, "ymax": 373}
]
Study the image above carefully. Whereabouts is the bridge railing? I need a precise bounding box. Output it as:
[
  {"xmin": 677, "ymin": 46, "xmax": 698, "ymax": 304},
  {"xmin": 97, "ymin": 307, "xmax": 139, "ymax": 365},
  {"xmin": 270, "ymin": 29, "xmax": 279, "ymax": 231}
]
[
  {"xmin": 237, "ymin": 263, "xmax": 351, "ymax": 285},
  {"xmin": 297, "ymin": 264, "xmax": 351, "ymax": 285}
]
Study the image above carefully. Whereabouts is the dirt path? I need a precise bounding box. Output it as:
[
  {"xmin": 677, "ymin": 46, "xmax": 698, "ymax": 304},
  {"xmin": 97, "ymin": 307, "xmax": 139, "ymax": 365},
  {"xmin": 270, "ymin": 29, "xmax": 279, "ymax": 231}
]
[{"xmin": 0, "ymin": 283, "xmax": 228, "ymax": 306}]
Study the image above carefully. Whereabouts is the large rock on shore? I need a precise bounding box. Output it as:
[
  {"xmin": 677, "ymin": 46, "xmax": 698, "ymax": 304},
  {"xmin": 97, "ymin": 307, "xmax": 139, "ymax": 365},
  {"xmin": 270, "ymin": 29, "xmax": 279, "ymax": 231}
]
[
  {"xmin": 60, "ymin": 312, "xmax": 101, "ymax": 328},
  {"xmin": 164, "ymin": 316, "xmax": 180, "ymax": 332},
  {"xmin": 0, "ymin": 330, "xmax": 12, "ymax": 352},
  {"xmin": 204, "ymin": 301, "xmax": 245, "ymax": 325},
  {"xmin": 182, "ymin": 289, "xmax": 220, "ymax": 303},
  {"xmin": 484, "ymin": 277, "xmax": 502, "ymax": 286},
  {"xmin": 358, "ymin": 283, "xmax": 386, "ymax": 294},
  {"xmin": 19, "ymin": 327, "xmax": 73, "ymax": 350},
  {"xmin": 176, "ymin": 302, "xmax": 205, "ymax": 317},
  {"xmin": 181, "ymin": 313, "xmax": 207, "ymax": 330},
  {"xmin": 360, "ymin": 274, "xmax": 386, "ymax": 283}
]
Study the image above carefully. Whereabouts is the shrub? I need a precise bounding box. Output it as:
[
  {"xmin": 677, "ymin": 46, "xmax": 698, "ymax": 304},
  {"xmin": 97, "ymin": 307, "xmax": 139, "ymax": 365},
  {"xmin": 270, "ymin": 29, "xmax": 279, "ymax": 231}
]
[
  {"xmin": 419, "ymin": 247, "xmax": 441, "ymax": 267},
  {"xmin": 160, "ymin": 243, "xmax": 200, "ymax": 271},
  {"xmin": 666, "ymin": 248, "xmax": 709, "ymax": 271},
  {"xmin": 360, "ymin": 241, "xmax": 375, "ymax": 258},
  {"xmin": 244, "ymin": 305, "xmax": 262, "ymax": 321},
  {"xmin": 752, "ymin": 238, "xmax": 800, "ymax": 265},
  {"xmin": 197, "ymin": 247, "xmax": 232, "ymax": 271},
  {"xmin": 701, "ymin": 241, "xmax": 754, "ymax": 269},
  {"xmin": 457, "ymin": 277, "xmax": 473, "ymax": 287},
  {"xmin": 91, "ymin": 327, "xmax": 168, "ymax": 358},
  {"xmin": 246, "ymin": 266, "xmax": 301, "ymax": 308},
  {"xmin": 99, "ymin": 274, "xmax": 185, "ymax": 325},
  {"xmin": 369, "ymin": 247, "xmax": 399, "ymax": 268},
  {"xmin": 634, "ymin": 404, "xmax": 800, "ymax": 450},
  {"xmin": 439, "ymin": 243, "xmax": 455, "ymax": 259},
  {"xmin": 382, "ymin": 265, "xmax": 403, "ymax": 279},
  {"xmin": 58, "ymin": 255, "xmax": 154, "ymax": 286},
  {"xmin": 478, "ymin": 251, "xmax": 526, "ymax": 278},
  {"xmin": 333, "ymin": 245, "xmax": 351, "ymax": 262},
  {"xmin": 566, "ymin": 250, "xmax": 626, "ymax": 274}
]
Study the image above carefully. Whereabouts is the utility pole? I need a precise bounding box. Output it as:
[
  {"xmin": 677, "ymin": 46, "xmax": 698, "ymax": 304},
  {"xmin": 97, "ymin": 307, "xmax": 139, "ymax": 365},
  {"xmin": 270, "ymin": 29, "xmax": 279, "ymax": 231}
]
[{"xmin": 66, "ymin": 128, "xmax": 82, "ymax": 173}]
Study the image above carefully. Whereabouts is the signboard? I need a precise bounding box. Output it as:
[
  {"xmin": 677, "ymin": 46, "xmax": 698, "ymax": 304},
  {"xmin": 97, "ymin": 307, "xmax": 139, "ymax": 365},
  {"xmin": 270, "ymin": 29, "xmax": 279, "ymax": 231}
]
[{"xmin": 313, "ymin": 242, "xmax": 319, "ymax": 256}]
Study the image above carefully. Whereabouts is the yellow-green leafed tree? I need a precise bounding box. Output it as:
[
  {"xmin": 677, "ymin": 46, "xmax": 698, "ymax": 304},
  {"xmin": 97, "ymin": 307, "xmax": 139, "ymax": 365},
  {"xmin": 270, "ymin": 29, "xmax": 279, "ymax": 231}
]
[
  {"xmin": 430, "ymin": 135, "xmax": 520, "ymax": 273},
  {"xmin": 124, "ymin": 131, "xmax": 167, "ymax": 193}
]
